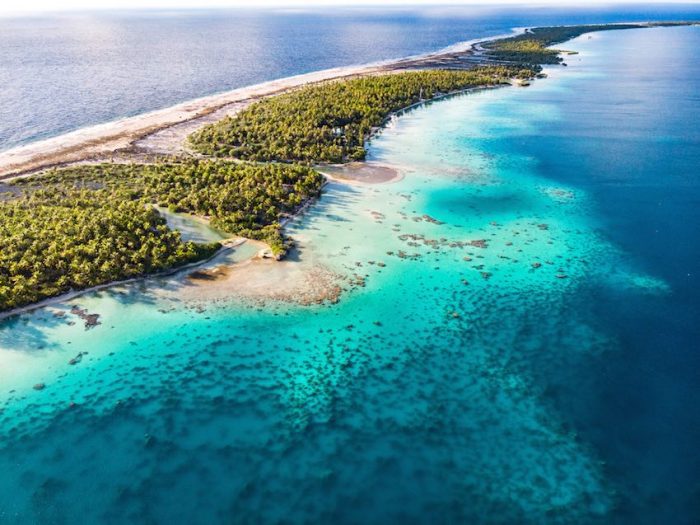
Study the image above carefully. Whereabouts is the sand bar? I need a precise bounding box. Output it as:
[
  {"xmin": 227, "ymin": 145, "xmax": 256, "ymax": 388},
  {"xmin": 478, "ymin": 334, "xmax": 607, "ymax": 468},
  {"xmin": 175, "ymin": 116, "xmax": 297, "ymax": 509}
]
[
  {"xmin": 0, "ymin": 64, "xmax": 385, "ymax": 178},
  {"xmin": 317, "ymin": 162, "xmax": 403, "ymax": 185}
]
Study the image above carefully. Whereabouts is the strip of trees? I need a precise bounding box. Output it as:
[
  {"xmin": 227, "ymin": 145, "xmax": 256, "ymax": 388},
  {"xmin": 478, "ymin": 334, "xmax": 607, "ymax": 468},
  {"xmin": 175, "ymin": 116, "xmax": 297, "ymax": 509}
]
[
  {"xmin": 481, "ymin": 23, "xmax": 689, "ymax": 65},
  {"xmin": 0, "ymin": 160, "xmax": 323, "ymax": 311},
  {"xmin": 188, "ymin": 67, "xmax": 530, "ymax": 163}
]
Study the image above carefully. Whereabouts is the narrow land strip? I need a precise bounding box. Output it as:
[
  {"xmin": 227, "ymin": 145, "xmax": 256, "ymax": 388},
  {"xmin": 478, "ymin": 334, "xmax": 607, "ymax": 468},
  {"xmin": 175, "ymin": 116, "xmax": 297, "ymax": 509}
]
[{"xmin": 3, "ymin": 22, "xmax": 691, "ymax": 179}]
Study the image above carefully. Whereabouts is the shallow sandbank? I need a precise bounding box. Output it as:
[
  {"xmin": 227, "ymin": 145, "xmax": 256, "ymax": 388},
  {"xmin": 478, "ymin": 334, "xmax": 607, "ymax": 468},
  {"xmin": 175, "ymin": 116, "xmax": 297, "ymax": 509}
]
[{"xmin": 317, "ymin": 162, "xmax": 403, "ymax": 185}]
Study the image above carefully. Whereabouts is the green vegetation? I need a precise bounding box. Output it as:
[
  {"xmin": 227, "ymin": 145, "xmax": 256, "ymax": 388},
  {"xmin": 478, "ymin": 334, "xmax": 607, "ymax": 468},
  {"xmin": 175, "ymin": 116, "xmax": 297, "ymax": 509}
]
[
  {"xmin": 0, "ymin": 160, "xmax": 323, "ymax": 311},
  {"xmin": 11, "ymin": 22, "xmax": 687, "ymax": 311},
  {"xmin": 482, "ymin": 23, "xmax": 692, "ymax": 66},
  {"xmin": 188, "ymin": 67, "xmax": 530, "ymax": 163},
  {"xmin": 481, "ymin": 25, "xmax": 641, "ymax": 65},
  {"xmin": 484, "ymin": 38, "xmax": 566, "ymax": 65},
  {"xmin": 0, "ymin": 187, "xmax": 217, "ymax": 311}
]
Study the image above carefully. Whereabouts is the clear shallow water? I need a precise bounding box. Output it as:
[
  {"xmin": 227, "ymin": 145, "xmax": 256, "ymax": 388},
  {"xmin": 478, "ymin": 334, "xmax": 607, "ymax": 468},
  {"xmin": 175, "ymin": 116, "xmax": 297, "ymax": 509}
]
[
  {"xmin": 1, "ymin": 25, "xmax": 700, "ymax": 524},
  {"xmin": 156, "ymin": 206, "xmax": 229, "ymax": 244},
  {"xmin": 3, "ymin": 5, "xmax": 700, "ymax": 151}
]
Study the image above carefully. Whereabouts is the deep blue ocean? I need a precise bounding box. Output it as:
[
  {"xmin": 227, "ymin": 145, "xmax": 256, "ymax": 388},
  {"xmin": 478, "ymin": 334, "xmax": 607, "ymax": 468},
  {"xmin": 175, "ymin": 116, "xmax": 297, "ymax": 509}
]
[
  {"xmin": 0, "ymin": 7, "xmax": 700, "ymax": 525},
  {"xmin": 1, "ymin": 5, "xmax": 700, "ymax": 151}
]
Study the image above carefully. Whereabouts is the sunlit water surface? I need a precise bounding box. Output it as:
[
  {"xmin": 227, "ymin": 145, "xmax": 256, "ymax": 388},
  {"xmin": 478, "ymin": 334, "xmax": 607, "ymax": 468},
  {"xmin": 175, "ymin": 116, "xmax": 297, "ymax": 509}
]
[
  {"xmin": 0, "ymin": 26, "xmax": 699, "ymax": 524},
  {"xmin": 2, "ymin": 5, "xmax": 700, "ymax": 151}
]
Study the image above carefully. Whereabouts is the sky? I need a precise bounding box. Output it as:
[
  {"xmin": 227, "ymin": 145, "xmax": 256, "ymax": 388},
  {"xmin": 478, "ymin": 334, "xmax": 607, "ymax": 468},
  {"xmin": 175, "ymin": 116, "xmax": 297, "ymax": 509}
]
[{"xmin": 1, "ymin": 0, "xmax": 698, "ymax": 15}]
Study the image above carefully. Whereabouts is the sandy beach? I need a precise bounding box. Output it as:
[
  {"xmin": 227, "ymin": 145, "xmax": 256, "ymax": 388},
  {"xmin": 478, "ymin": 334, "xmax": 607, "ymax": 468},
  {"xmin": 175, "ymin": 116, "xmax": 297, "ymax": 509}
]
[
  {"xmin": 0, "ymin": 23, "xmax": 672, "ymax": 180},
  {"xmin": 316, "ymin": 162, "xmax": 404, "ymax": 185},
  {"xmin": 0, "ymin": 64, "xmax": 383, "ymax": 178},
  {"xmin": 0, "ymin": 30, "xmax": 517, "ymax": 179},
  {"xmin": 179, "ymin": 251, "xmax": 344, "ymax": 307}
]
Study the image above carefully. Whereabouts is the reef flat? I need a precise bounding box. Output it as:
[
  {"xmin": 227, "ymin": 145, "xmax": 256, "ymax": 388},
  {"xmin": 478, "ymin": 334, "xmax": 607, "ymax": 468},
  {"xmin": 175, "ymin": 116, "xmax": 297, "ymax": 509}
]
[{"xmin": 1, "ymin": 23, "xmax": 699, "ymax": 523}]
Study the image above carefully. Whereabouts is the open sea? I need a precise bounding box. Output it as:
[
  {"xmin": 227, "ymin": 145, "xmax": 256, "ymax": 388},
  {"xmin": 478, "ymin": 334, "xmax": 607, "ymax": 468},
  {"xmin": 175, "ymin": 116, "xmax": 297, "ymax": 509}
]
[
  {"xmin": 2, "ymin": 5, "xmax": 700, "ymax": 151},
  {"xmin": 1, "ymin": 7, "xmax": 700, "ymax": 525}
]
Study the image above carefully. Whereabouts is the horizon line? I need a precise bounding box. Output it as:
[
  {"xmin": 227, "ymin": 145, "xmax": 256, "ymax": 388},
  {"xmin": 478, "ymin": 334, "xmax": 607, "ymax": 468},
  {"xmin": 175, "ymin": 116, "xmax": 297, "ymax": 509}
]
[{"xmin": 3, "ymin": 1, "xmax": 700, "ymax": 17}]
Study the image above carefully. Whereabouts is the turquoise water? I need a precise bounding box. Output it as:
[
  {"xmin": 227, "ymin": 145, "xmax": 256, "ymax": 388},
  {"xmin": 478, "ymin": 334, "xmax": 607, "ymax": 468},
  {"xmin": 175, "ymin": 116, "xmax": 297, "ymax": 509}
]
[
  {"xmin": 155, "ymin": 207, "xmax": 229, "ymax": 244},
  {"xmin": 1, "ymin": 26, "xmax": 699, "ymax": 523}
]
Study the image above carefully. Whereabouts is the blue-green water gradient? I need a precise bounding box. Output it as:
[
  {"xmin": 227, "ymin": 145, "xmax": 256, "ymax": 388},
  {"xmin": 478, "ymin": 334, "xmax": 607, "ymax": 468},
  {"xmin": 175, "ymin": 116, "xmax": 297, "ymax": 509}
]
[{"xmin": 0, "ymin": 25, "xmax": 698, "ymax": 524}]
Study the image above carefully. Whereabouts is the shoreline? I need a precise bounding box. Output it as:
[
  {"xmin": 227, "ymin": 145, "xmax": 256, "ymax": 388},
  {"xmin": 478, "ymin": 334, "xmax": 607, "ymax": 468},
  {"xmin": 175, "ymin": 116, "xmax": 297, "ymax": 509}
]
[
  {"xmin": 0, "ymin": 174, "xmax": 331, "ymax": 321},
  {"xmin": 0, "ymin": 28, "xmax": 531, "ymax": 179},
  {"xmin": 0, "ymin": 22, "xmax": 691, "ymax": 321},
  {"xmin": 0, "ymin": 22, "xmax": 689, "ymax": 180},
  {"xmin": 0, "ymin": 65, "xmax": 384, "ymax": 178},
  {"xmin": 0, "ymin": 236, "xmax": 248, "ymax": 322}
]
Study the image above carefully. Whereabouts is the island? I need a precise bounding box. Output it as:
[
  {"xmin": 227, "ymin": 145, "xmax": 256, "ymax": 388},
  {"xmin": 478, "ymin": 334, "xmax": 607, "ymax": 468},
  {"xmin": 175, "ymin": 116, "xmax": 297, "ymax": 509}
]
[{"xmin": 0, "ymin": 22, "xmax": 696, "ymax": 314}]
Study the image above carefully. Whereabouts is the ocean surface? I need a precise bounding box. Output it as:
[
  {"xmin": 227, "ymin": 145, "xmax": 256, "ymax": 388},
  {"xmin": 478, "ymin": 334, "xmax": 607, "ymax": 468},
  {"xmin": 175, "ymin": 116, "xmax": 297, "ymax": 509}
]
[
  {"xmin": 1, "ymin": 18, "xmax": 700, "ymax": 525},
  {"xmin": 2, "ymin": 5, "xmax": 700, "ymax": 151}
]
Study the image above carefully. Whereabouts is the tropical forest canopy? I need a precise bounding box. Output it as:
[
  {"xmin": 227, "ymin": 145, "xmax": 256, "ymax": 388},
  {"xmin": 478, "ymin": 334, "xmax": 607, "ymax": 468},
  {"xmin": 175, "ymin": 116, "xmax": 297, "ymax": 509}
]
[
  {"xmin": 188, "ymin": 67, "xmax": 532, "ymax": 163},
  {"xmin": 0, "ymin": 160, "xmax": 323, "ymax": 311}
]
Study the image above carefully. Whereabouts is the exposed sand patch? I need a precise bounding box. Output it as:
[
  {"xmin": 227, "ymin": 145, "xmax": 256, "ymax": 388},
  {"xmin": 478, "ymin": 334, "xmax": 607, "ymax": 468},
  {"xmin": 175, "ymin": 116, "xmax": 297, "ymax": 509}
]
[
  {"xmin": 317, "ymin": 162, "xmax": 403, "ymax": 185},
  {"xmin": 132, "ymin": 101, "xmax": 251, "ymax": 156}
]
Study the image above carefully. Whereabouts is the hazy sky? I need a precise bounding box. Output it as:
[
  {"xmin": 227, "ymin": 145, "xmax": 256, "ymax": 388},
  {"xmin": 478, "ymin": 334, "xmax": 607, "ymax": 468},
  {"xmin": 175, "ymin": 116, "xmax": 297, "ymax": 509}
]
[{"xmin": 1, "ymin": 0, "xmax": 697, "ymax": 15}]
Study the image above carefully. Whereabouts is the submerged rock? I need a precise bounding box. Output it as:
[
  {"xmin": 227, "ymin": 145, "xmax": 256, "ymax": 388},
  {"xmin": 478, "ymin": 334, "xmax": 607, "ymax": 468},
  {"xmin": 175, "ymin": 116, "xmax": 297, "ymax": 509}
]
[
  {"xmin": 70, "ymin": 306, "xmax": 101, "ymax": 329},
  {"xmin": 68, "ymin": 352, "xmax": 88, "ymax": 366}
]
